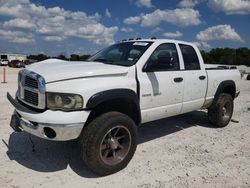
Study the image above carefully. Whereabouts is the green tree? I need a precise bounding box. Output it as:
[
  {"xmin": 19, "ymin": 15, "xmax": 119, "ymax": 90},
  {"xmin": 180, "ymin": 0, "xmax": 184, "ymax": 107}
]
[
  {"xmin": 70, "ymin": 54, "xmax": 80, "ymax": 61},
  {"xmin": 79, "ymin": 54, "xmax": 91, "ymax": 61},
  {"xmin": 57, "ymin": 54, "xmax": 68, "ymax": 60},
  {"xmin": 201, "ymin": 48, "xmax": 250, "ymax": 66}
]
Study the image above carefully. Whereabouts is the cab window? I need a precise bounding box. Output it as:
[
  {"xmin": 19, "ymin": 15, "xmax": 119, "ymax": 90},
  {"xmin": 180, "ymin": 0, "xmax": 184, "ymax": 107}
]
[
  {"xmin": 146, "ymin": 43, "xmax": 180, "ymax": 71},
  {"xmin": 179, "ymin": 44, "xmax": 200, "ymax": 70}
]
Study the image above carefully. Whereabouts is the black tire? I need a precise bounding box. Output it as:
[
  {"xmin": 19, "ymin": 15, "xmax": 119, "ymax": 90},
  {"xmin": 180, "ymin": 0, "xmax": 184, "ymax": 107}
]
[
  {"xmin": 247, "ymin": 74, "xmax": 250, "ymax": 80},
  {"xmin": 79, "ymin": 112, "xmax": 137, "ymax": 176},
  {"xmin": 208, "ymin": 93, "xmax": 234, "ymax": 127}
]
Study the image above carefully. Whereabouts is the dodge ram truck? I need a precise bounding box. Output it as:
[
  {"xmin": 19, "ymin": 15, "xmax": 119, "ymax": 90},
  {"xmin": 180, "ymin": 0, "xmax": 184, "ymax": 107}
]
[{"xmin": 7, "ymin": 39, "xmax": 240, "ymax": 175}]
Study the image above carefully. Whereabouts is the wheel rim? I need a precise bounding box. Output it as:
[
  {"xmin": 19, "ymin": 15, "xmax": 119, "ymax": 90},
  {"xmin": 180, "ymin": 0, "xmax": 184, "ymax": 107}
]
[
  {"xmin": 221, "ymin": 101, "xmax": 232, "ymax": 121},
  {"xmin": 100, "ymin": 125, "xmax": 131, "ymax": 166}
]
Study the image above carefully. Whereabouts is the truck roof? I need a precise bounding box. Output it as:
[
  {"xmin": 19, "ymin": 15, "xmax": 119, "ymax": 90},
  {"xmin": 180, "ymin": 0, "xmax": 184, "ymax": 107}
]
[{"xmin": 118, "ymin": 38, "xmax": 195, "ymax": 46}]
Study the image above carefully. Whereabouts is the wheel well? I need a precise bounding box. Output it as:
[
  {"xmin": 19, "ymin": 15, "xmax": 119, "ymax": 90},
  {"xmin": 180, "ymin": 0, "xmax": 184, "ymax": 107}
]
[
  {"xmin": 222, "ymin": 85, "xmax": 236, "ymax": 99},
  {"xmin": 85, "ymin": 98, "xmax": 141, "ymax": 126},
  {"xmin": 215, "ymin": 81, "xmax": 236, "ymax": 99}
]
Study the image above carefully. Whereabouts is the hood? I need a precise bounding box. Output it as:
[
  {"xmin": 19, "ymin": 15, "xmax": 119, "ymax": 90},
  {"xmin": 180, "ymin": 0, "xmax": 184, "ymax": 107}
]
[{"xmin": 26, "ymin": 59, "xmax": 129, "ymax": 83}]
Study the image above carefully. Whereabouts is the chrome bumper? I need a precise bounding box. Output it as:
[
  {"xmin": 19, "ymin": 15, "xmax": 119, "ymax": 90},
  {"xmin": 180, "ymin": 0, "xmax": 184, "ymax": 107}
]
[{"xmin": 11, "ymin": 111, "xmax": 84, "ymax": 141}]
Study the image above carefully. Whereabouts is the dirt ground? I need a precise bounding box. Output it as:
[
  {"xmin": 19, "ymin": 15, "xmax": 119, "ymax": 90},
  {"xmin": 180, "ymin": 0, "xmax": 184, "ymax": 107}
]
[{"xmin": 0, "ymin": 67, "xmax": 249, "ymax": 188}]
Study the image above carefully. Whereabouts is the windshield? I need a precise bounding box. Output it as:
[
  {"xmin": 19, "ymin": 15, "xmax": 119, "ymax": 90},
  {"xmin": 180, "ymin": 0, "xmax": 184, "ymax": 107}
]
[{"xmin": 88, "ymin": 41, "xmax": 152, "ymax": 66}]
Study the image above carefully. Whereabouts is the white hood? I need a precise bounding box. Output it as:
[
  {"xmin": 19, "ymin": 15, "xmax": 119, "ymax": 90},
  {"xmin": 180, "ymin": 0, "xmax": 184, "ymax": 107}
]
[{"xmin": 26, "ymin": 59, "xmax": 129, "ymax": 83}]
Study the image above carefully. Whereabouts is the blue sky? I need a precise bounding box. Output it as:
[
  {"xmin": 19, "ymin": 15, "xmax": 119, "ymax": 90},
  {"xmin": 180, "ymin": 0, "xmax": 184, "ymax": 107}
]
[{"xmin": 0, "ymin": 0, "xmax": 249, "ymax": 56}]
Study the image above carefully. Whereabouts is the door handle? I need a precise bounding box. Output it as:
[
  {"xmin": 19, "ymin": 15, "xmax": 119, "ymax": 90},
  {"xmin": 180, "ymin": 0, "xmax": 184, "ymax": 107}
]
[
  {"xmin": 199, "ymin": 75, "xmax": 206, "ymax": 80},
  {"xmin": 174, "ymin": 77, "xmax": 183, "ymax": 83}
]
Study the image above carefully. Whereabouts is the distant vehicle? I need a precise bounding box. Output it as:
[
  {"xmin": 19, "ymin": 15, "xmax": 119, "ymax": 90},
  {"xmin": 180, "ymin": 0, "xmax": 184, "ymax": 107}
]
[
  {"xmin": 8, "ymin": 60, "xmax": 25, "ymax": 68},
  {"xmin": 23, "ymin": 60, "xmax": 31, "ymax": 65},
  {"xmin": 24, "ymin": 59, "xmax": 37, "ymax": 65},
  {"xmin": 0, "ymin": 60, "xmax": 8, "ymax": 66},
  {"xmin": 0, "ymin": 55, "xmax": 8, "ymax": 66}
]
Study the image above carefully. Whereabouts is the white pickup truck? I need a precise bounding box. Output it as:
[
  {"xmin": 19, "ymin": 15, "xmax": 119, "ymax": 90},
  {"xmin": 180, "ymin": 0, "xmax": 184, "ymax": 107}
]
[{"xmin": 7, "ymin": 39, "xmax": 240, "ymax": 175}]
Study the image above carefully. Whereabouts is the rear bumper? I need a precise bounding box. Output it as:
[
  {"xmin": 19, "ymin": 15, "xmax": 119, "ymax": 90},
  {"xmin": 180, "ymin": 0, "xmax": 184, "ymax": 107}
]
[{"xmin": 7, "ymin": 92, "xmax": 90, "ymax": 141}]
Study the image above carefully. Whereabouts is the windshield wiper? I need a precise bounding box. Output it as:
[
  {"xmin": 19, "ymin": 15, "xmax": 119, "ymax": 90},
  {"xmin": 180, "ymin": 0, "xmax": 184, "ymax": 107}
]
[{"xmin": 93, "ymin": 58, "xmax": 113, "ymax": 63}]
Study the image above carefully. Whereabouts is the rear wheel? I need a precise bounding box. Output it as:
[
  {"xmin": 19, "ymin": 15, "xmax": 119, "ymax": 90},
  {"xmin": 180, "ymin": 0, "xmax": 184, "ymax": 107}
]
[
  {"xmin": 208, "ymin": 93, "xmax": 234, "ymax": 127},
  {"xmin": 79, "ymin": 112, "xmax": 137, "ymax": 176}
]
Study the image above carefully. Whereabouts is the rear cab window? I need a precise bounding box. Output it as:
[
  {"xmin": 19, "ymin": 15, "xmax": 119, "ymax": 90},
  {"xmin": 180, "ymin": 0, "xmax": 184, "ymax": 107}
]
[{"xmin": 179, "ymin": 44, "xmax": 200, "ymax": 70}]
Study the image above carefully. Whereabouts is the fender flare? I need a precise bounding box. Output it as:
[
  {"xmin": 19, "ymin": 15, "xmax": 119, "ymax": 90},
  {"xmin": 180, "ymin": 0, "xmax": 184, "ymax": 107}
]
[
  {"xmin": 86, "ymin": 89, "xmax": 140, "ymax": 121},
  {"xmin": 214, "ymin": 80, "xmax": 236, "ymax": 99},
  {"xmin": 86, "ymin": 89, "xmax": 139, "ymax": 108}
]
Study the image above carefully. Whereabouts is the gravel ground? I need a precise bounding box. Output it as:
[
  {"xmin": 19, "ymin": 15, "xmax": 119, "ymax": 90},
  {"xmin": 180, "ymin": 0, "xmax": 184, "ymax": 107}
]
[{"xmin": 0, "ymin": 67, "xmax": 249, "ymax": 188}]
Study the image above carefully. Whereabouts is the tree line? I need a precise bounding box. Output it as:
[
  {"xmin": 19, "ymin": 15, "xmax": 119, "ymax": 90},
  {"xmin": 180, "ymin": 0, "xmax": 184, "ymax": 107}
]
[
  {"xmin": 28, "ymin": 47, "xmax": 250, "ymax": 66},
  {"xmin": 201, "ymin": 47, "xmax": 250, "ymax": 66}
]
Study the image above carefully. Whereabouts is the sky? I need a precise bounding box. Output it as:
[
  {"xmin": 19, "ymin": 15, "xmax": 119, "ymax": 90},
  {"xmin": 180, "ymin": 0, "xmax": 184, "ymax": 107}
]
[{"xmin": 0, "ymin": 0, "xmax": 249, "ymax": 56}]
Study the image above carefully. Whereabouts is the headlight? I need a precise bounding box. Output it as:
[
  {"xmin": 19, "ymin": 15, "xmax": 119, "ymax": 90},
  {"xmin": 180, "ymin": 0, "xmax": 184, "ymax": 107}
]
[{"xmin": 47, "ymin": 92, "xmax": 83, "ymax": 111}]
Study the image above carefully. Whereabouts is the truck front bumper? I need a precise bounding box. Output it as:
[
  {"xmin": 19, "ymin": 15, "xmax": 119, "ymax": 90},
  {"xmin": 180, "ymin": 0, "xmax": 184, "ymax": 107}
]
[{"xmin": 7, "ymin": 92, "xmax": 90, "ymax": 141}]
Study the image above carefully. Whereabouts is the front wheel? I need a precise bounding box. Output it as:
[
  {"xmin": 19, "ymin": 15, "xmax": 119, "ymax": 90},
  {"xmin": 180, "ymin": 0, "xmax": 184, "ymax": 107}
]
[
  {"xmin": 79, "ymin": 112, "xmax": 137, "ymax": 176},
  {"xmin": 208, "ymin": 93, "xmax": 234, "ymax": 127}
]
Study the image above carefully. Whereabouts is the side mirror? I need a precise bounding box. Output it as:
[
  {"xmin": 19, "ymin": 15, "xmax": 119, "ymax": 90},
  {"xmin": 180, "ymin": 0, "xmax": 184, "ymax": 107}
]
[{"xmin": 142, "ymin": 62, "xmax": 154, "ymax": 72}]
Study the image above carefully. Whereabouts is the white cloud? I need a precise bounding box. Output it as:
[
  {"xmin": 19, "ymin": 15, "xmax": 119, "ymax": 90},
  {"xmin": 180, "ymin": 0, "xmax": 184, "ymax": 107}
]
[
  {"xmin": 193, "ymin": 41, "xmax": 211, "ymax": 49},
  {"xmin": 195, "ymin": 24, "xmax": 243, "ymax": 49},
  {"xmin": 0, "ymin": 0, "xmax": 118, "ymax": 45},
  {"xmin": 105, "ymin": 8, "xmax": 111, "ymax": 18},
  {"xmin": 151, "ymin": 27, "xmax": 163, "ymax": 33},
  {"xmin": 0, "ymin": 29, "xmax": 34, "ymax": 43},
  {"xmin": 178, "ymin": 0, "xmax": 204, "ymax": 8},
  {"xmin": 140, "ymin": 8, "xmax": 201, "ymax": 27},
  {"xmin": 192, "ymin": 41, "xmax": 201, "ymax": 47},
  {"xmin": 201, "ymin": 41, "xmax": 211, "ymax": 48},
  {"xmin": 0, "ymin": 0, "xmax": 29, "ymax": 6},
  {"xmin": 123, "ymin": 8, "xmax": 201, "ymax": 27},
  {"xmin": 123, "ymin": 16, "xmax": 141, "ymax": 24},
  {"xmin": 43, "ymin": 36, "xmax": 65, "ymax": 41},
  {"xmin": 208, "ymin": 0, "xmax": 250, "ymax": 15},
  {"xmin": 0, "ymin": 4, "xmax": 23, "ymax": 17},
  {"xmin": 136, "ymin": 0, "xmax": 153, "ymax": 8},
  {"xmin": 3, "ymin": 18, "xmax": 36, "ymax": 29},
  {"xmin": 163, "ymin": 31, "xmax": 183, "ymax": 38},
  {"xmin": 121, "ymin": 27, "xmax": 134, "ymax": 33},
  {"xmin": 196, "ymin": 24, "xmax": 243, "ymax": 42}
]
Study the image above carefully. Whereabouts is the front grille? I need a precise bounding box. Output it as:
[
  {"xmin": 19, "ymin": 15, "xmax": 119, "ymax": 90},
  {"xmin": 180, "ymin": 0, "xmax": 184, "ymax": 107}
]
[
  {"xmin": 24, "ymin": 89, "xmax": 39, "ymax": 106},
  {"xmin": 25, "ymin": 76, "xmax": 38, "ymax": 89},
  {"xmin": 18, "ymin": 70, "xmax": 45, "ymax": 109}
]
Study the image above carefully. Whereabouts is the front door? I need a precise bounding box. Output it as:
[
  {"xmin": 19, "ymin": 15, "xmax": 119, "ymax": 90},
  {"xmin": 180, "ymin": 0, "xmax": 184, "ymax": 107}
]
[{"xmin": 138, "ymin": 43, "xmax": 184, "ymax": 123}]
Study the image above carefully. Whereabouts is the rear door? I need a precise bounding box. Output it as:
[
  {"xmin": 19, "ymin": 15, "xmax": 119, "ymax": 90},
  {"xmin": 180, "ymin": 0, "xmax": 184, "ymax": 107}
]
[{"xmin": 178, "ymin": 44, "xmax": 207, "ymax": 113}]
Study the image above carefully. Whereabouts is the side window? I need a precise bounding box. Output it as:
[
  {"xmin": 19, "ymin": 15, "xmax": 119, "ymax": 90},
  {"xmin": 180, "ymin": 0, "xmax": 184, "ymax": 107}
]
[
  {"xmin": 147, "ymin": 43, "xmax": 180, "ymax": 71},
  {"xmin": 179, "ymin": 44, "xmax": 200, "ymax": 70}
]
